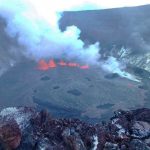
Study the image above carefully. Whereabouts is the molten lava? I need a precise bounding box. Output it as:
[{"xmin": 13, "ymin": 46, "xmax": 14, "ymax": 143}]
[
  {"xmin": 37, "ymin": 59, "xmax": 90, "ymax": 71},
  {"xmin": 37, "ymin": 59, "xmax": 49, "ymax": 71},
  {"xmin": 68, "ymin": 62, "xmax": 79, "ymax": 67},
  {"xmin": 48, "ymin": 59, "xmax": 57, "ymax": 68},
  {"xmin": 80, "ymin": 65, "xmax": 89, "ymax": 69},
  {"xmin": 58, "ymin": 60, "xmax": 67, "ymax": 66}
]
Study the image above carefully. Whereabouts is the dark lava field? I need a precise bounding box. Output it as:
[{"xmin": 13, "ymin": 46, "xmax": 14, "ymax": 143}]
[{"xmin": 0, "ymin": 60, "xmax": 149, "ymax": 123}]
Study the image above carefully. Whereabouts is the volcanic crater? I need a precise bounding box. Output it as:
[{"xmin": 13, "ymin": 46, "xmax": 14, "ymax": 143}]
[{"xmin": 0, "ymin": 60, "xmax": 147, "ymax": 123}]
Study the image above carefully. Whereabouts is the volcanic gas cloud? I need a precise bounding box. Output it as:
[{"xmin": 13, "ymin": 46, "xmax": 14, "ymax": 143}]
[{"xmin": 37, "ymin": 59, "xmax": 89, "ymax": 71}]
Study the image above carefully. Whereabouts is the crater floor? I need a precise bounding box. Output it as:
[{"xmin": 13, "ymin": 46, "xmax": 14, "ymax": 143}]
[{"xmin": 0, "ymin": 61, "xmax": 148, "ymax": 123}]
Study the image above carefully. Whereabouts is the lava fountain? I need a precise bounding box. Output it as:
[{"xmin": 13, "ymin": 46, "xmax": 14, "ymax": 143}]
[
  {"xmin": 48, "ymin": 59, "xmax": 57, "ymax": 68},
  {"xmin": 37, "ymin": 59, "xmax": 49, "ymax": 71}
]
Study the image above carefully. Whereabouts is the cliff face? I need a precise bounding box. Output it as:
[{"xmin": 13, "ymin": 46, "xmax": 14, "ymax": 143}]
[
  {"xmin": 60, "ymin": 5, "xmax": 150, "ymax": 72},
  {"xmin": 0, "ymin": 107, "xmax": 150, "ymax": 150}
]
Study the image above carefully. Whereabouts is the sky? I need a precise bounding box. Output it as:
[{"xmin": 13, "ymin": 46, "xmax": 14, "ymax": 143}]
[{"xmin": 46, "ymin": 0, "xmax": 150, "ymax": 11}]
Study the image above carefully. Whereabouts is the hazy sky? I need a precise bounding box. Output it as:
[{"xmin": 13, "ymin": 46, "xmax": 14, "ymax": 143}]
[{"xmin": 50, "ymin": 0, "xmax": 150, "ymax": 10}]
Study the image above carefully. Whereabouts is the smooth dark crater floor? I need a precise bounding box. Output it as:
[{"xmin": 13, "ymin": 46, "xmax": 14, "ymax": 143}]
[{"xmin": 0, "ymin": 61, "xmax": 149, "ymax": 123}]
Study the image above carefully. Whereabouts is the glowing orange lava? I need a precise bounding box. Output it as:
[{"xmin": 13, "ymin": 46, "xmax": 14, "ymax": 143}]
[
  {"xmin": 48, "ymin": 59, "xmax": 57, "ymax": 68},
  {"xmin": 80, "ymin": 65, "xmax": 89, "ymax": 69},
  {"xmin": 37, "ymin": 59, "xmax": 90, "ymax": 71},
  {"xmin": 58, "ymin": 60, "xmax": 67, "ymax": 66},
  {"xmin": 37, "ymin": 59, "xmax": 49, "ymax": 71},
  {"xmin": 67, "ymin": 62, "xmax": 79, "ymax": 67}
]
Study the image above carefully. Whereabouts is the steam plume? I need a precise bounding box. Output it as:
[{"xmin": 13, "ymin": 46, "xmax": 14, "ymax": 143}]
[
  {"xmin": 102, "ymin": 57, "xmax": 141, "ymax": 82},
  {"xmin": 0, "ymin": 0, "xmax": 100, "ymax": 64},
  {"xmin": 0, "ymin": 0, "xmax": 140, "ymax": 82}
]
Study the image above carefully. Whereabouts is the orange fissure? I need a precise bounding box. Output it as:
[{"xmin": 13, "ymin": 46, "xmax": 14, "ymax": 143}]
[{"xmin": 37, "ymin": 59, "xmax": 89, "ymax": 71}]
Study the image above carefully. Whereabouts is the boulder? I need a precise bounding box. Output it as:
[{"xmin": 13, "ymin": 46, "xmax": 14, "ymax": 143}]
[
  {"xmin": 130, "ymin": 139, "xmax": 150, "ymax": 150},
  {"xmin": 131, "ymin": 121, "xmax": 150, "ymax": 138},
  {"xmin": 104, "ymin": 142, "xmax": 119, "ymax": 150},
  {"xmin": 0, "ymin": 118, "xmax": 21, "ymax": 149},
  {"xmin": 62, "ymin": 128, "xmax": 86, "ymax": 150}
]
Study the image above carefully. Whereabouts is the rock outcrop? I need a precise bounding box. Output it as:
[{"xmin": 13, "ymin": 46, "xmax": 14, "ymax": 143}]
[{"xmin": 0, "ymin": 107, "xmax": 150, "ymax": 150}]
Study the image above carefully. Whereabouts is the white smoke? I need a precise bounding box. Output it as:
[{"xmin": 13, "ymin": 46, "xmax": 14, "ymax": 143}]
[
  {"xmin": 0, "ymin": 0, "xmax": 100, "ymax": 64},
  {"xmin": 102, "ymin": 57, "xmax": 141, "ymax": 82},
  {"xmin": 0, "ymin": 0, "xmax": 140, "ymax": 82}
]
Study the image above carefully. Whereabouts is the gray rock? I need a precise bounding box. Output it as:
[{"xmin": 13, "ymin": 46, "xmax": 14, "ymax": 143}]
[
  {"xmin": 0, "ymin": 118, "xmax": 21, "ymax": 149},
  {"xmin": 35, "ymin": 138, "xmax": 53, "ymax": 150},
  {"xmin": 145, "ymin": 138, "xmax": 150, "ymax": 146},
  {"xmin": 62, "ymin": 128, "xmax": 86, "ymax": 150},
  {"xmin": 131, "ymin": 121, "xmax": 150, "ymax": 138},
  {"xmin": 130, "ymin": 139, "xmax": 150, "ymax": 150},
  {"xmin": 104, "ymin": 142, "xmax": 120, "ymax": 150}
]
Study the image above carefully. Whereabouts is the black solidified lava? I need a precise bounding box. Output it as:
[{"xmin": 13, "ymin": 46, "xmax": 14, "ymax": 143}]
[
  {"xmin": 85, "ymin": 77, "xmax": 91, "ymax": 81},
  {"xmin": 33, "ymin": 89, "xmax": 37, "ymax": 93},
  {"xmin": 138, "ymin": 85, "xmax": 148, "ymax": 90},
  {"xmin": 32, "ymin": 97, "xmax": 82, "ymax": 119},
  {"xmin": 40, "ymin": 76, "xmax": 50, "ymax": 81},
  {"xmin": 53, "ymin": 86, "xmax": 60, "ymax": 89},
  {"xmin": 67, "ymin": 89, "xmax": 82, "ymax": 96},
  {"xmin": 104, "ymin": 73, "xmax": 119, "ymax": 79},
  {"xmin": 0, "ymin": 107, "xmax": 150, "ymax": 150},
  {"xmin": 97, "ymin": 103, "xmax": 114, "ymax": 109}
]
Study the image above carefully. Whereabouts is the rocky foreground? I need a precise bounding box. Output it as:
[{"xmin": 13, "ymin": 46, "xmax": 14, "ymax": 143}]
[{"xmin": 0, "ymin": 107, "xmax": 150, "ymax": 150}]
